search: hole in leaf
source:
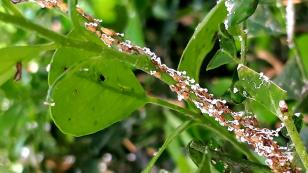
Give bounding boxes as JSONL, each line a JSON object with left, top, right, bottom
{"left": 98, "top": 74, "right": 105, "bottom": 81}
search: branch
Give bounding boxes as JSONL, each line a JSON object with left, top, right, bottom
{"left": 141, "top": 120, "right": 193, "bottom": 173}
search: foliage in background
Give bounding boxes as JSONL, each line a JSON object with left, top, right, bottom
{"left": 0, "top": 0, "right": 308, "bottom": 173}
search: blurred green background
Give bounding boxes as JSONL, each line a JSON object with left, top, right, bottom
{"left": 0, "top": 0, "right": 308, "bottom": 172}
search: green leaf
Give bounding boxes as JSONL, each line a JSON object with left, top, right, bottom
{"left": 206, "top": 50, "right": 238, "bottom": 71}
{"left": 219, "top": 24, "right": 237, "bottom": 56}
{"left": 237, "top": 65, "right": 287, "bottom": 117}
{"left": 226, "top": 0, "right": 259, "bottom": 34}
{"left": 246, "top": 99, "right": 277, "bottom": 125}
{"left": 48, "top": 46, "right": 97, "bottom": 85}
{"left": 296, "top": 34, "right": 308, "bottom": 77}
{"left": 49, "top": 58, "right": 146, "bottom": 136}
{"left": 0, "top": 45, "right": 48, "bottom": 85}
{"left": 207, "top": 77, "right": 232, "bottom": 97}
{"left": 48, "top": 31, "right": 147, "bottom": 136}
{"left": 178, "top": 1, "right": 227, "bottom": 81}
{"left": 247, "top": 4, "right": 285, "bottom": 36}
{"left": 124, "top": 0, "right": 145, "bottom": 46}
{"left": 274, "top": 57, "right": 306, "bottom": 100}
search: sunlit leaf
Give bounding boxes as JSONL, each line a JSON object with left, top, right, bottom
{"left": 50, "top": 58, "right": 146, "bottom": 136}
{"left": 48, "top": 31, "right": 147, "bottom": 136}
{"left": 237, "top": 65, "right": 287, "bottom": 117}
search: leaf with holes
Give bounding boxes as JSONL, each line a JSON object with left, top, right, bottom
{"left": 237, "top": 65, "right": 287, "bottom": 117}
{"left": 49, "top": 58, "right": 146, "bottom": 136}
{"left": 48, "top": 31, "right": 147, "bottom": 136}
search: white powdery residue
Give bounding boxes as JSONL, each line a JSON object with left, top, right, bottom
{"left": 191, "top": 84, "right": 199, "bottom": 90}
{"left": 279, "top": 100, "right": 287, "bottom": 110}
{"left": 116, "top": 33, "right": 124, "bottom": 37}
{"left": 227, "top": 126, "right": 234, "bottom": 131}
{"left": 177, "top": 94, "right": 184, "bottom": 101}
{"left": 243, "top": 91, "right": 247, "bottom": 97}
{"left": 43, "top": 101, "right": 55, "bottom": 107}
{"left": 259, "top": 72, "right": 270, "bottom": 82}
{"left": 189, "top": 78, "right": 195, "bottom": 84}
{"left": 233, "top": 87, "right": 239, "bottom": 93}
{"left": 150, "top": 71, "right": 156, "bottom": 75}
{"left": 94, "top": 18, "right": 103, "bottom": 23}
{"left": 237, "top": 64, "right": 244, "bottom": 71}
{"left": 85, "top": 22, "right": 98, "bottom": 27}
{"left": 224, "top": 0, "right": 234, "bottom": 29}
{"left": 211, "top": 99, "right": 218, "bottom": 105}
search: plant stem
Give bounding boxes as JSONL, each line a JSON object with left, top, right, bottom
{"left": 141, "top": 120, "right": 193, "bottom": 173}
{"left": 147, "top": 96, "right": 200, "bottom": 120}
{"left": 240, "top": 23, "right": 247, "bottom": 65}
{"left": 189, "top": 141, "right": 272, "bottom": 172}
{"left": 2, "top": 0, "right": 23, "bottom": 17}
{"left": 147, "top": 96, "right": 260, "bottom": 163}
{"left": 283, "top": 113, "right": 308, "bottom": 170}
{"left": 0, "top": 12, "right": 102, "bottom": 52}
{"left": 197, "top": 121, "right": 259, "bottom": 163}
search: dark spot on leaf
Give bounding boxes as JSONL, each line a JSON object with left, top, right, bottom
{"left": 73, "top": 89, "right": 79, "bottom": 96}
{"left": 64, "top": 66, "right": 68, "bottom": 71}
{"left": 68, "top": 117, "right": 72, "bottom": 121}
{"left": 93, "top": 120, "right": 98, "bottom": 126}
{"left": 98, "top": 74, "right": 105, "bottom": 81}
{"left": 14, "top": 61, "right": 22, "bottom": 81}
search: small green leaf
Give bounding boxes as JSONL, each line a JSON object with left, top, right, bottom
{"left": 237, "top": 65, "right": 287, "bottom": 117}
{"left": 226, "top": 0, "right": 259, "bottom": 34}
{"left": 219, "top": 25, "right": 237, "bottom": 56}
{"left": 206, "top": 50, "right": 238, "bottom": 71}
{"left": 50, "top": 58, "right": 146, "bottom": 136}
{"left": 178, "top": 1, "right": 227, "bottom": 81}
